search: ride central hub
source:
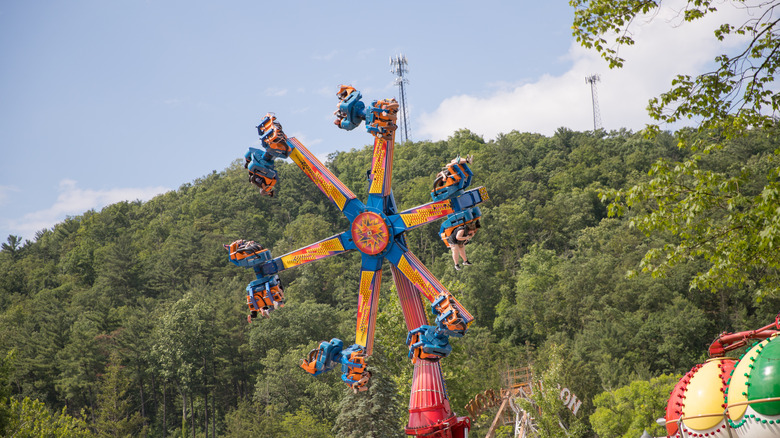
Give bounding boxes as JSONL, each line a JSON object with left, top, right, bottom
{"left": 350, "top": 210, "right": 391, "bottom": 255}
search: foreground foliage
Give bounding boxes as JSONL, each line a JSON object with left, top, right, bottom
{"left": 590, "top": 374, "right": 679, "bottom": 438}
{"left": 573, "top": 0, "right": 780, "bottom": 297}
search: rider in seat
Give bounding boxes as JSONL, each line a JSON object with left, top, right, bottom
{"left": 433, "top": 155, "right": 473, "bottom": 192}
{"left": 448, "top": 221, "right": 479, "bottom": 271}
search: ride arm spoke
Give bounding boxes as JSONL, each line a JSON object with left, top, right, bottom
{"left": 355, "top": 267, "right": 382, "bottom": 356}
{"left": 394, "top": 199, "right": 455, "bottom": 231}
{"left": 368, "top": 136, "right": 394, "bottom": 198}
{"left": 287, "top": 138, "right": 359, "bottom": 214}
{"left": 390, "top": 265, "right": 429, "bottom": 332}
{"left": 275, "top": 232, "right": 352, "bottom": 271}
{"left": 388, "top": 250, "right": 474, "bottom": 326}
{"left": 393, "top": 186, "right": 489, "bottom": 232}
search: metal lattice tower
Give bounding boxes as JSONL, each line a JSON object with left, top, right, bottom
{"left": 585, "top": 74, "right": 602, "bottom": 131}
{"left": 390, "top": 54, "right": 411, "bottom": 143}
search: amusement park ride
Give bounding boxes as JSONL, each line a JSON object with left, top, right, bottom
{"left": 225, "top": 85, "right": 487, "bottom": 437}
{"left": 661, "top": 313, "right": 780, "bottom": 438}
{"left": 222, "top": 83, "right": 780, "bottom": 438}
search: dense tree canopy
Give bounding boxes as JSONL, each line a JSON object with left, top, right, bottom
{"left": 0, "top": 5, "right": 776, "bottom": 436}
{"left": 1, "top": 124, "right": 777, "bottom": 437}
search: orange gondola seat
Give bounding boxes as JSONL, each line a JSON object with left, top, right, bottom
{"left": 439, "top": 207, "right": 482, "bottom": 248}
{"left": 246, "top": 274, "right": 285, "bottom": 321}
{"left": 224, "top": 239, "right": 272, "bottom": 268}
{"left": 431, "top": 156, "right": 474, "bottom": 201}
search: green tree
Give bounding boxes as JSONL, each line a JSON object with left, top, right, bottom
{"left": 0, "top": 350, "right": 14, "bottom": 436}
{"left": 496, "top": 245, "right": 565, "bottom": 345}
{"left": 223, "top": 398, "right": 282, "bottom": 438}
{"left": 282, "top": 407, "right": 335, "bottom": 438}
{"left": 4, "top": 291, "right": 72, "bottom": 408}
{"left": 113, "top": 303, "right": 156, "bottom": 432}
{"left": 7, "top": 397, "right": 94, "bottom": 438}
{"left": 332, "top": 349, "right": 404, "bottom": 438}
{"left": 1, "top": 235, "right": 24, "bottom": 260}
{"left": 151, "top": 288, "right": 220, "bottom": 438}
{"left": 224, "top": 400, "right": 336, "bottom": 438}
{"left": 517, "top": 344, "right": 590, "bottom": 438}
{"left": 590, "top": 374, "right": 679, "bottom": 438}
{"left": 248, "top": 302, "right": 348, "bottom": 355}
{"left": 253, "top": 346, "right": 343, "bottom": 426}
{"left": 445, "top": 326, "right": 515, "bottom": 417}
{"left": 93, "top": 352, "right": 144, "bottom": 438}
{"left": 572, "top": 0, "right": 780, "bottom": 297}
{"left": 605, "top": 128, "right": 780, "bottom": 296}
{"left": 56, "top": 312, "right": 106, "bottom": 416}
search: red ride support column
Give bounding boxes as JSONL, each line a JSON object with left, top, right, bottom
{"left": 391, "top": 266, "right": 471, "bottom": 437}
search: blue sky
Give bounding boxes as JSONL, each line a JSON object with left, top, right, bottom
{"left": 0, "top": 1, "right": 752, "bottom": 241}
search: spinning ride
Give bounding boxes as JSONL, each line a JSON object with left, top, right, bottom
{"left": 225, "top": 86, "right": 489, "bottom": 437}
{"left": 663, "top": 314, "right": 780, "bottom": 438}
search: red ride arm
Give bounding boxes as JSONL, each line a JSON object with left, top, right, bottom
{"left": 708, "top": 313, "right": 780, "bottom": 357}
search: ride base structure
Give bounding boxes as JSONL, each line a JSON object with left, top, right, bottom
{"left": 225, "top": 86, "right": 488, "bottom": 437}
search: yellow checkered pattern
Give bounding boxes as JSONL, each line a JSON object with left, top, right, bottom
{"left": 281, "top": 237, "right": 345, "bottom": 268}
{"left": 369, "top": 140, "right": 386, "bottom": 194}
{"left": 478, "top": 186, "right": 490, "bottom": 201}
{"left": 401, "top": 202, "right": 454, "bottom": 228}
{"left": 291, "top": 149, "right": 347, "bottom": 210}
{"left": 355, "top": 271, "right": 376, "bottom": 346}
{"left": 397, "top": 256, "right": 438, "bottom": 301}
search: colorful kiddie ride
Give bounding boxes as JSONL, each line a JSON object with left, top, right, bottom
{"left": 662, "top": 314, "right": 780, "bottom": 438}
{"left": 225, "top": 86, "right": 489, "bottom": 437}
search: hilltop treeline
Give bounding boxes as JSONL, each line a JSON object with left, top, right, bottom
{"left": 1, "top": 128, "right": 778, "bottom": 437}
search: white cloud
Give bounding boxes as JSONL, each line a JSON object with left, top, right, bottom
{"left": 357, "top": 48, "right": 375, "bottom": 59}
{"left": 4, "top": 179, "right": 169, "bottom": 240}
{"left": 0, "top": 185, "right": 19, "bottom": 206}
{"left": 312, "top": 50, "right": 338, "bottom": 61}
{"left": 290, "top": 106, "right": 311, "bottom": 115}
{"left": 316, "top": 86, "right": 335, "bottom": 97}
{"left": 418, "top": 1, "right": 753, "bottom": 140}
{"left": 264, "top": 87, "right": 288, "bottom": 97}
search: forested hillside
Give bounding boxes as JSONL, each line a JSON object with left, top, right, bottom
{"left": 1, "top": 127, "right": 778, "bottom": 437}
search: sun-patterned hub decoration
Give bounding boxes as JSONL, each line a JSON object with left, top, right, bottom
{"left": 351, "top": 211, "right": 390, "bottom": 255}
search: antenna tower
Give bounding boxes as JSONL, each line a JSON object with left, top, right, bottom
{"left": 585, "top": 74, "right": 603, "bottom": 131}
{"left": 390, "top": 54, "right": 411, "bottom": 143}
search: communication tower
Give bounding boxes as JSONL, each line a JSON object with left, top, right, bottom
{"left": 585, "top": 74, "right": 603, "bottom": 131}
{"left": 390, "top": 54, "right": 411, "bottom": 143}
